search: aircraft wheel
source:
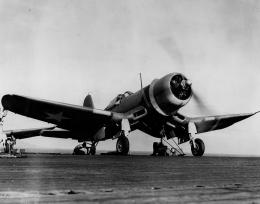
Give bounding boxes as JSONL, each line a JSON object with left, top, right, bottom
{"left": 116, "top": 136, "right": 129, "bottom": 155}
{"left": 90, "top": 146, "right": 96, "bottom": 155}
{"left": 191, "top": 138, "right": 205, "bottom": 157}
{"left": 152, "top": 142, "right": 159, "bottom": 156}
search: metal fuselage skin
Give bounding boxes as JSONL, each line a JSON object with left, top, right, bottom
{"left": 101, "top": 73, "right": 192, "bottom": 140}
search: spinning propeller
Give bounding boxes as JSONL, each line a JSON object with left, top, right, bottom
{"left": 192, "top": 89, "right": 213, "bottom": 115}
{"left": 160, "top": 37, "right": 212, "bottom": 115}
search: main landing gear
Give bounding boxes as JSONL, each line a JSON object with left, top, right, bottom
{"left": 115, "top": 119, "right": 131, "bottom": 155}
{"left": 190, "top": 138, "right": 205, "bottom": 157}
{"left": 188, "top": 122, "right": 205, "bottom": 156}
{"left": 116, "top": 133, "right": 129, "bottom": 155}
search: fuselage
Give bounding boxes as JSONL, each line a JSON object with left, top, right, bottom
{"left": 99, "top": 73, "right": 192, "bottom": 140}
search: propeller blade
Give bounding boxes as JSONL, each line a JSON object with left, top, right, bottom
{"left": 192, "top": 90, "right": 213, "bottom": 115}
{"left": 159, "top": 37, "right": 184, "bottom": 69}
{"left": 160, "top": 37, "right": 213, "bottom": 115}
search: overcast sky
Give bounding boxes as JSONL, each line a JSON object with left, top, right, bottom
{"left": 0, "top": 0, "right": 260, "bottom": 155}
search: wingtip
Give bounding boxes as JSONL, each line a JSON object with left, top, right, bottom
{"left": 1, "top": 94, "right": 12, "bottom": 110}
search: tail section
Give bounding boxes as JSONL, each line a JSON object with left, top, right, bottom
{"left": 83, "top": 94, "right": 94, "bottom": 108}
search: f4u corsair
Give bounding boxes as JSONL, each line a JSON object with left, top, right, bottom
{"left": 1, "top": 73, "right": 259, "bottom": 156}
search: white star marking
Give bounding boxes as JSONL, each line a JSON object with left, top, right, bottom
{"left": 45, "top": 112, "right": 70, "bottom": 122}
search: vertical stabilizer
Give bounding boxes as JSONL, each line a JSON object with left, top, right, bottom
{"left": 83, "top": 94, "right": 94, "bottom": 108}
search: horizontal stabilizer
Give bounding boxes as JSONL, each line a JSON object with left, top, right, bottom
{"left": 40, "top": 129, "right": 76, "bottom": 139}
{"left": 4, "top": 126, "right": 55, "bottom": 139}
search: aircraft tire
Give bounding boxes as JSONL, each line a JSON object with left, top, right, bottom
{"left": 191, "top": 138, "right": 205, "bottom": 157}
{"left": 90, "top": 146, "right": 96, "bottom": 155}
{"left": 152, "top": 142, "right": 159, "bottom": 156}
{"left": 116, "top": 136, "right": 129, "bottom": 155}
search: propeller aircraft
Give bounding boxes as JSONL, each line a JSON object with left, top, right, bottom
{"left": 0, "top": 73, "right": 258, "bottom": 156}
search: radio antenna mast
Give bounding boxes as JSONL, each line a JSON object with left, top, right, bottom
{"left": 139, "top": 73, "right": 151, "bottom": 107}
{"left": 139, "top": 73, "right": 143, "bottom": 90}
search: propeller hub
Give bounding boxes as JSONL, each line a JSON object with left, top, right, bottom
{"left": 186, "top": 79, "right": 192, "bottom": 86}
{"left": 170, "top": 74, "right": 192, "bottom": 100}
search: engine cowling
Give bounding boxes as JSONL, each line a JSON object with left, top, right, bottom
{"left": 149, "top": 73, "right": 192, "bottom": 116}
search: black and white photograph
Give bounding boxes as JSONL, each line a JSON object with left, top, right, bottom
{"left": 0, "top": 0, "right": 260, "bottom": 203}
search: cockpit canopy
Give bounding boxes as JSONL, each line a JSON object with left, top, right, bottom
{"left": 105, "top": 91, "right": 133, "bottom": 110}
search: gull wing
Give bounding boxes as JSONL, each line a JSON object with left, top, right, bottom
{"left": 1, "top": 95, "right": 127, "bottom": 137}
{"left": 188, "top": 112, "right": 259, "bottom": 134}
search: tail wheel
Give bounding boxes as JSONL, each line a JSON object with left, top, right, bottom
{"left": 116, "top": 136, "right": 129, "bottom": 155}
{"left": 191, "top": 138, "right": 205, "bottom": 157}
